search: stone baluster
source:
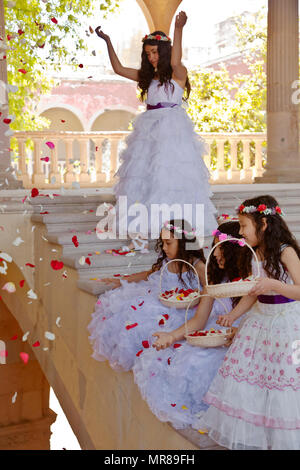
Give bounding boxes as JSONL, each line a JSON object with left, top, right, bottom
{"left": 254, "top": 139, "right": 264, "bottom": 178}
{"left": 216, "top": 139, "right": 227, "bottom": 183}
{"left": 94, "top": 138, "right": 106, "bottom": 183}
{"left": 228, "top": 139, "right": 240, "bottom": 183}
{"left": 79, "top": 137, "right": 90, "bottom": 183}
{"left": 109, "top": 136, "right": 120, "bottom": 183}
{"left": 32, "top": 138, "right": 45, "bottom": 186}
{"left": 64, "top": 138, "right": 76, "bottom": 183}
{"left": 241, "top": 139, "right": 252, "bottom": 182}
{"left": 48, "top": 139, "right": 61, "bottom": 186}
{"left": 15, "top": 136, "right": 31, "bottom": 187}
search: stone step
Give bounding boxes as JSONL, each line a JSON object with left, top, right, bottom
{"left": 62, "top": 251, "right": 157, "bottom": 272}
{"left": 29, "top": 193, "right": 116, "bottom": 214}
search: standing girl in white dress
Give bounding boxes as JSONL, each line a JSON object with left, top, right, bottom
{"left": 198, "top": 195, "right": 300, "bottom": 450}
{"left": 95, "top": 11, "right": 216, "bottom": 250}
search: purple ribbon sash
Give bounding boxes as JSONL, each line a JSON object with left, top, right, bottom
{"left": 258, "top": 294, "right": 295, "bottom": 304}
{"left": 147, "top": 102, "right": 178, "bottom": 110}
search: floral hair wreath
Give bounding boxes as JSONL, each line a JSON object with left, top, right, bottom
{"left": 237, "top": 204, "right": 284, "bottom": 216}
{"left": 142, "top": 34, "right": 171, "bottom": 43}
{"left": 212, "top": 229, "right": 246, "bottom": 246}
{"left": 163, "top": 221, "right": 198, "bottom": 238}
{"left": 217, "top": 213, "right": 239, "bottom": 224}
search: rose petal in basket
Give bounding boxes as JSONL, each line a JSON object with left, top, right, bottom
{"left": 159, "top": 293, "right": 201, "bottom": 309}
{"left": 185, "top": 328, "right": 232, "bottom": 348}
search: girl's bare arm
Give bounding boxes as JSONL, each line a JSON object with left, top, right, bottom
{"left": 96, "top": 27, "right": 139, "bottom": 81}
{"left": 171, "top": 12, "right": 188, "bottom": 83}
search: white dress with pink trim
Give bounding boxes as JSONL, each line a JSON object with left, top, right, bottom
{"left": 197, "top": 251, "right": 300, "bottom": 449}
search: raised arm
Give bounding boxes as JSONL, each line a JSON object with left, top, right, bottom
{"left": 95, "top": 27, "right": 139, "bottom": 82}
{"left": 171, "top": 11, "right": 188, "bottom": 83}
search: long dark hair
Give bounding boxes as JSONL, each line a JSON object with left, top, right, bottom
{"left": 149, "top": 219, "right": 205, "bottom": 287}
{"left": 238, "top": 195, "right": 300, "bottom": 280}
{"left": 207, "top": 221, "right": 250, "bottom": 307}
{"left": 138, "top": 31, "right": 191, "bottom": 102}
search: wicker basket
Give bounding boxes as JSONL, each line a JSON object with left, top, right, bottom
{"left": 158, "top": 258, "right": 201, "bottom": 309}
{"left": 205, "top": 237, "right": 260, "bottom": 298}
{"left": 184, "top": 296, "right": 232, "bottom": 347}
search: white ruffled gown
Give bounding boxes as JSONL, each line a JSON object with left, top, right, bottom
{"left": 132, "top": 293, "right": 244, "bottom": 430}
{"left": 113, "top": 79, "right": 217, "bottom": 239}
{"left": 197, "top": 254, "right": 300, "bottom": 450}
{"left": 87, "top": 259, "right": 203, "bottom": 371}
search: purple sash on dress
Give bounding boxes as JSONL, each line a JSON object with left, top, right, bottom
{"left": 258, "top": 294, "right": 295, "bottom": 304}
{"left": 147, "top": 102, "right": 178, "bottom": 110}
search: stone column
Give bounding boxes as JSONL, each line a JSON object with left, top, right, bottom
{"left": 257, "top": 0, "right": 300, "bottom": 182}
{"left": 136, "top": 0, "right": 182, "bottom": 34}
{"left": 0, "top": 0, "right": 22, "bottom": 189}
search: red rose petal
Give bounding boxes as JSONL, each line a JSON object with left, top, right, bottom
{"left": 138, "top": 301, "right": 144, "bottom": 307}
{"left": 167, "top": 357, "right": 171, "bottom": 365}
{"left": 131, "top": 305, "right": 137, "bottom": 311}
{"left": 142, "top": 340, "right": 149, "bottom": 348}
{"left": 162, "top": 314, "right": 169, "bottom": 320}
{"left": 3, "top": 118, "right": 11, "bottom": 124}
{"left": 20, "top": 352, "right": 29, "bottom": 364}
{"left": 51, "top": 17, "right": 58, "bottom": 24}
{"left": 31, "top": 187, "right": 39, "bottom": 198}
{"left": 32, "top": 341, "right": 40, "bottom": 347}
{"left": 18, "top": 69, "right": 27, "bottom": 74}
{"left": 51, "top": 260, "right": 64, "bottom": 270}
{"left": 19, "top": 280, "right": 25, "bottom": 287}
{"left": 136, "top": 350, "right": 143, "bottom": 357}
{"left": 72, "top": 236, "right": 79, "bottom": 247}
{"left": 25, "top": 263, "right": 35, "bottom": 268}
{"left": 85, "top": 257, "right": 91, "bottom": 265}
{"left": 171, "top": 403, "right": 176, "bottom": 407}
{"left": 10, "top": 335, "right": 18, "bottom": 340}
{"left": 158, "top": 319, "right": 165, "bottom": 326}
{"left": 173, "top": 343, "right": 182, "bottom": 349}
{"left": 125, "top": 322, "right": 138, "bottom": 330}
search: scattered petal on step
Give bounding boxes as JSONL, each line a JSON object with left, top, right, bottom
{"left": 22, "top": 331, "right": 30, "bottom": 342}
{"left": 55, "top": 316, "right": 61, "bottom": 327}
{"left": 2, "top": 282, "right": 16, "bottom": 293}
{"left": 12, "top": 236, "right": 24, "bottom": 246}
{"left": 27, "top": 289, "right": 37, "bottom": 299}
{"left": 12, "top": 392, "right": 17, "bottom": 403}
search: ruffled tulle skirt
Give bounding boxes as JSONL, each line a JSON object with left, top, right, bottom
{"left": 197, "top": 300, "right": 300, "bottom": 449}
{"left": 87, "top": 269, "right": 200, "bottom": 371}
{"left": 133, "top": 297, "right": 234, "bottom": 429}
{"left": 113, "top": 106, "right": 217, "bottom": 238}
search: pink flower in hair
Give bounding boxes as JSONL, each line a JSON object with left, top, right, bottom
{"left": 219, "top": 233, "right": 228, "bottom": 241}
{"left": 212, "top": 229, "right": 219, "bottom": 236}
{"left": 238, "top": 239, "right": 246, "bottom": 246}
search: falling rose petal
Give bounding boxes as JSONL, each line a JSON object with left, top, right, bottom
{"left": 138, "top": 301, "right": 144, "bottom": 307}
{"left": 2, "top": 282, "right": 16, "bottom": 293}
{"left": 40, "top": 156, "right": 50, "bottom": 162}
{"left": 10, "top": 335, "right": 18, "bottom": 340}
{"left": 171, "top": 404, "right": 176, "bottom": 407}
{"left": 19, "top": 279, "right": 25, "bottom": 287}
{"left": 22, "top": 196, "right": 27, "bottom": 203}
{"left": 31, "top": 187, "right": 39, "bottom": 198}
{"left": 20, "top": 352, "right": 29, "bottom": 364}
{"left": 12, "top": 236, "right": 24, "bottom": 246}
{"left": 125, "top": 322, "right": 138, "bottom": 330}
{"left": 27, "top": 289, "right": 37, "bottom": 299}
{"left": 22, "top": 331, "right": 30, "bottom": 342}
{"left": 50, "top": 260, "right": 64, "bottom": 271}
{"left": 18, "top": 29, "right": 24, "bottom": 35}
{"left": 51, "top": 17, "right": 58, "bottom": 24}
{"left": 12, "top": 392, "right": 17, "bottom": 403}
{"left": 45, "top": 141, "right": 55, "bottom": 149}
{"left": 25, "top": 263, "right": 35, "bottom": 268}
{"left": 45, "top": 331, "right": 55, "bottom": 341}
{"left": 3, "top": 118, "right": 11, "bottom": 124}
{"left": 32, "top": 341, "right": 40, "bottom": 347}
{"left": 18, "top": 69, "right": 27, "bottom": 74}
{"left": 78, "top": 64, "right": 83, "bottom": 68}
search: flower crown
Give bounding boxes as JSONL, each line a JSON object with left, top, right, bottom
{"left": 212, "top": 230, "right": 245, "bottom": 246}
{"left": 217, "top": 213, "right": 239, "bottom": 224}
{"left": 163, "top": 221, "right": 197, "bottom": 238}
{"left": 237, "top": 204, "right": 283, "bottom": 216}
{"left": 142, "top": 34, "right": 171, "bottom": 43}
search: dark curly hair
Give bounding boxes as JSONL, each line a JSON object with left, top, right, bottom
{"left": 207, "top": 221, "right": 251, "bottom": 307}
{"left": 237, "top": 195, "right": 300, "bottom": 281}
{"left": 149, "top": 219, "right": 205, "bottom": 287}
{"left": 138, "top": 31, "right": 191, "bottom": 102}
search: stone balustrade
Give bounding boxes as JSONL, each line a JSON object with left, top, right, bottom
{"left": 12, "top": 130, "right": 266, "bottom": 188}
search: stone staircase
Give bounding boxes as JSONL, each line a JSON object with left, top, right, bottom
{"left": 29, "top": 183, "right": 300, "bottom": 298}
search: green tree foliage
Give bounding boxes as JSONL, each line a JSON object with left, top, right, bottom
{"left": 3, "top": 0, "right": 120, "bottom": 131}
{"left": 187, "top": 7, "right": 267, "bottom": 134}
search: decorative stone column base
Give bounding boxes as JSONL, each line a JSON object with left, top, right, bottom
{"left": 255, "top": 167, "right": 300, "bottom": 183}
{"left": 0, "top": 409, "right": 57, "bottom": 450}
